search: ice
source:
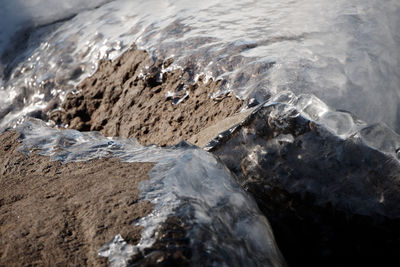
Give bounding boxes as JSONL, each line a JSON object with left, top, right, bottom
{"left": 98, "top": 235, "right": 138, "bottom": 267}
{"left": 0, "top": 0, "right": 399, "bottom": 134}
{"left": 0, "top": 0, "right": 112, "bottom": 54}
{"left": 360, "top": 123, "right": 400, "bottom": 156}
{"left": 15, "top": 119, "right": 283, "bottom": 266}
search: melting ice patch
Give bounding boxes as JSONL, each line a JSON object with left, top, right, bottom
{"left": 15, "top": 119, "right": 284, "bottom": 266}
{"left": 98, "top": 235, "right": 137, "bottom": 267}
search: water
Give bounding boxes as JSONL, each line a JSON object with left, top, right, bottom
{"left": 0, "top": 0, "right": 399, "bottom": 134}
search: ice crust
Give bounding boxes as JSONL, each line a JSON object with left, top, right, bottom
{"left": 0, "top": 0, "right": 399, "bottom": 135}
{"left": 15, "top": 119, "right": 284, "bottom": 267}
{"left": 206, "top": 93, "right": 400, "bottom": 219}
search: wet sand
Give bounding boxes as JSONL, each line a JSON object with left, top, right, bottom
{"left": 50, "top": 45, "right": 244, "bottom": 147}
{"left": 0, "top": 130, "right": 154, "bottom": 266}
{"left": 0, "top": 45, "right": 251, "bottom": 266}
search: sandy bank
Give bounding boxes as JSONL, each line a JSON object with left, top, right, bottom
{"left": 50, "top": 45, "right": 244, "bottom": 147}
{"left": 0, "top": 130, "right": 154, "bottom": 266}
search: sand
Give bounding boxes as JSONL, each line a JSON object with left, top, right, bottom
{"left": 50, "top": 45, "right": 244, "bottom": 147}
{"left": 0, "top": 45, "right": 252, "bottom": 266}
{"left": 0, "top": 130, "right": 154, "bottom": 266}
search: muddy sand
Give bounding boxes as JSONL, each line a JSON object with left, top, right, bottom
{"left": 50, "top": 45, "right": 245, "bottom": 147}
{"left": 0, "top": 130, "right": 154, "bottom": 266}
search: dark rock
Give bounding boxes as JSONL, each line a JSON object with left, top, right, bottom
{"left": 208, "top": 98, "right": 400, "bottom": 267}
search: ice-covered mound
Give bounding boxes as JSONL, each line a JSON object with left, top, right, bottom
{"left": 11, "top": 119, "right": 284, "bottom": 266}
{"left": 209, "top": 92, "right": 400, "bottom": 216}
{"left": 205, "top": 93, "right": 400, "bottom": 266}
{"left": 1, "top": 0, "right": 399, "bottom": 133}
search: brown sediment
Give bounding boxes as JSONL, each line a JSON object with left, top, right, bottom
{"left": 0, "top": 130, "right": 154, "bottom": 266}
{"left": 50, "top": 45, "right": 244, "bottom": 147}
{"left": 188, "top": 108, "right": 253, "bottom": 147}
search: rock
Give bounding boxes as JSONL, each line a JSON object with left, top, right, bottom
{"left": 207, "top": 93, "right": 400, "bottom": 266}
